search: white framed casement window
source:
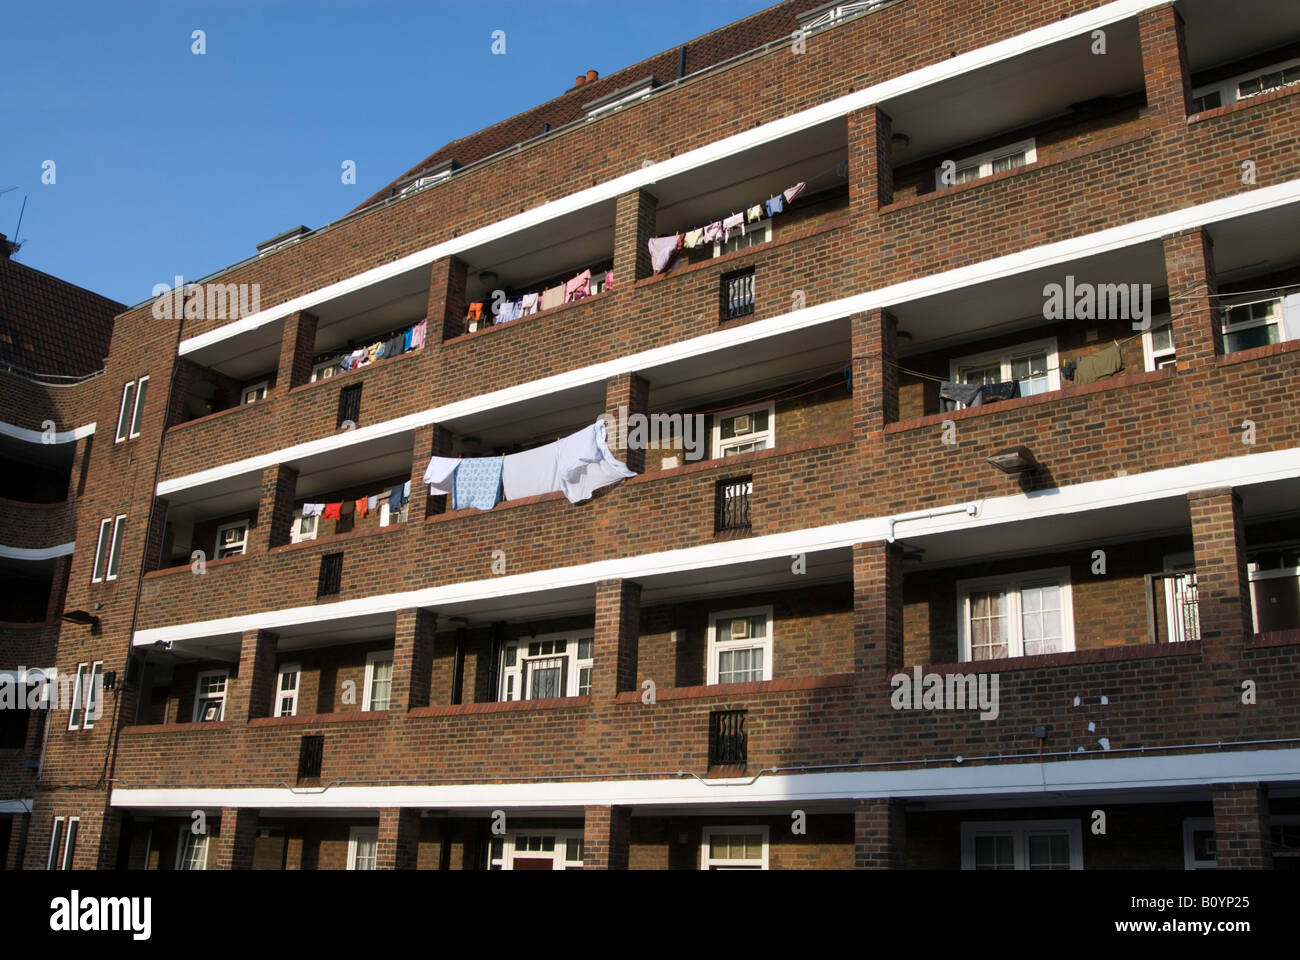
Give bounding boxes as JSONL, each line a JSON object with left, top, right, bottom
{"left": 130, "top": 376, "right": 149, "bottom": 438}
{"left": 310, "top": 359, "right": 338, "bottom": 383}
{"left": 274, "top": 663, "right": 301, "bottom": 717}
{"left": 363, "top": 651, "right": 393, "bottom": 711}
{"left": 701, "top": 826, "right": 770, "bottom": 869}
{"left": 176, "top": 830, "right": 209, "bottom": 870}
{"left": 496, "top": 632, "right": 594, "bottom": 702}
{"left": 1220, "top": 296, "right": 1286, "bottom": 354}
{"left": 68, "top": 661, "right": 103, "bottom": 731}
{"left": 1191, "top": 56, "right": 1300, "bottom": 113}
{"left": 92, "top": 518, "right": 113, "bottom": 582}
{"left": 67, "top": 662, "right": 88, "bottom": 731}
{"left": 707, "top": 606, "right": 774, "bottom": 685}
{"left": 1141, "top": 315, "right": 1177, "bottom": 371}
{"left": 60, "top": 817, "right": 79, "bottom": 870}
{"left": 92, "top": 514, "right": 128, "bottom": 582}
{"left": 956, "top": 568, "right": 1075, "bottom": 661}
{"left": 214, "top": 520, "right": 250, "bottom": 559}
{"left": 488, "top": 829, "right": 585, "bottom": 870}
{"left": 193, "top": 669, "right": 228, "bottom": 722}
{"left": 347, "top": 825, "right": 379, "bottom": 870}
{"left": 290, "top": 513, "right": 318, "bottom": 544}
{"left": 240, "top": 381, "right": 269, "bottom": 405}
{"left": 961, "top": 820, "right": 1083, "bottom": 870}
{"left": 713, "top": 219, "right": 773, "bottom": 258}
{"left": 47, "top": 817, "right": 66, "bottom": 870}
{"left": 1182, "top": 817, "right": 1217, "bottom": 869}
{"left": 935, "top": 138, "right": 1037, "bottom": 190}
{"left": 712, "top": 403, "right": 775, "bottom": 458}
{"left": 379, "top": 496, "right": 409, "bottom": 527}
{"left": 115, "top": 377, "right": 148, "bottom": 442}
{"left": 950, "top": 337, "right": 1059, "bottom": 401}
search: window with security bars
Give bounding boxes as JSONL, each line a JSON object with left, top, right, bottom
{"left": 720, "top": 268, "right": 755, "bottom": 320}
{"left": 714, "top": 476, "right": 752, "bottom": 533}
{"left": 337, "top": 383, "right": 362, "bottom": 427}
{"left": 298, "top": 735, "right": 324, "bottom": 780}
{"left": 317, "top": 553, "right": 343, "bottom": 597}
{"left": 708, "top": 709, "right": 747, "bottom": 765}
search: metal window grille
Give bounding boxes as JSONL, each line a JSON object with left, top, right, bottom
{"left": 715, "top": 477, "right": 752, "bottom": 533}
{"left": 720, "top": 268, "right": 755, "bottom": 320}
{"left": 337, "top": 383, "right": 362, "bottom": 427}
{"left": 298, "top": 735, "right": 324, "bottom": 780}
{"left": 317, "top": 553, "right": 344, "bottom": 597}
{"left": 709, "top": 709, "right": 747, "bottom": 765}
{"left": 1144, "top": 571, "right": 1200, "bottom": 643}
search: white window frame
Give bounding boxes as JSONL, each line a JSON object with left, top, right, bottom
{"left": 347, "top": 825, "right": 379, "bottom": 870}
{"left": 115, "top": 380, "right": 136, "bottom": 442}
{"left": 949, "top": 336, "right": 1060, "bottom": 401}
{"left": 67, "top": 662, "right": 88, "bottom": 731}
{"left": 496, "top": 631, "right": 593, "bottom": 702}
{"left": 363, "top": 651, "right": 394, "bottom": 712}
{"left": 240, "top": 381, "right": 269, "bottom": 405}
{"left": 701, "top": 826, "right": 770, "bottom": 870}
{"left": 488, "top": 828, "right": 585, "bottom": 870}
{"left": 961, "top": 819, "right": 1083, "bottom": 870}
{"left": 310, "top": 359, "right": 338, "bottom": 383}
{"left": 92, "top": 518, "right": 113, "bottom": 582}
{"left": 706, "top": 605, "right": 774, "bottom": 686}
{"left": 192, "top": 669, "right": 228, "bottom": 722}
{"left": 274, "top": 662, "right": 301, "bottom": 717}
{"left": 94, "top": 514, "right": 127, "bottom": 582}
{"left": 713, "top": 218, "right": 773, "bottom": 258}
{"left": 956, "top": 568, "right": 1076, "bottom": 662}
{"left": 1220, "top": 296, "right": 1285, "bottom": 354}
{"left": 176, "top": 830, "right": 209, "bottom": 870}
{"left": 128, "top": 376, "right": 148, "bottom": 439}
{"left": 214, "top": 519, "right": 250, "bottom": 559}
{"left": 68, "top": 661, "right": 103, "bottom": 731}
{"left": 935, "top": 138, "right": 1037, "bottom": 190}
{"left": 47, "top": 817, "right": 66, "bottom": 870}
{"left": 1191, "top": 56, "right": 1300, "bottom": 113}
{"left": 711, "top": 402, "right": 776, "bottom": 459}
{"left": 1182, "top": 817, "right": 1217, "bottom": 869}
{"left": 290, "top": 513, "right": 318, "bottom": 544}
{"left": 61, "top": 817, "right": 80, "bottom": 870}
{"left": 1141, "top": 314, "right": 1177, "bottom": 371}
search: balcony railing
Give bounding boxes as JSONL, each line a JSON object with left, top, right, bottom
{"left": 709, "top": 709, "right": 748, "bottom": 765}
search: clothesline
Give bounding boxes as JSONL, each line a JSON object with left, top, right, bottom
{"left": 423, "top": 418, "right": 635, "bottom": 510}
{"left": 466, "top": 264, "right": 613, "bottom": 329}
{"left": 649, "top": 179, "right": 810, "bottom": 273}
{"left": 313, "top": 317, "right": 429, "bottom": 375}
{"left": 300, "top": 480, "right": 411, "bottom": 522}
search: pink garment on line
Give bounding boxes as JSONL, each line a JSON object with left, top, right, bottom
{"left": 409, "top": 318, "right": 428, "bottom": 349}
{"left": 702, "top": 221, "right": 723, "bottom": 243}
{"left": 647, "top": 235, "right": 681, "bottom": 273}
{"left": 722, "top": 212, "right": 745, "bottom": 243}
{"left": 783, "top": 181, "right": 806, "bottom": 204}
{"left": 565, "top": 269, "right": 592, "bottom": 303}
{"left": 520, "top": 292, "right": 540, "bottom": 315}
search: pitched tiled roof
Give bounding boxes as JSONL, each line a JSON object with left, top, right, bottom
{"left": 353, "top": 0, "right": 804, "bottom": 213}
{"left": 0, "top": 253, "right": 123, "bottom": 379}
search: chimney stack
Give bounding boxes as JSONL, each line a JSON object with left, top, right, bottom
{"left": 574, "top": 74, "right": 586, "bottom": 88}
{"left": 0, "top": 233, "right": 10, "bottom": 259}
{"left": 586, "top": 69, "right": 598, "bottom": 83}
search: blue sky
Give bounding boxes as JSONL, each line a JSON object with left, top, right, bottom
{"left": 2, "top": 0, "right": 774, "bottom": 307}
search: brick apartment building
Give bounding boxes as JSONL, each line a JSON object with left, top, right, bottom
{"left": 4, "top": 0, "right": 1300, "bottom": 871}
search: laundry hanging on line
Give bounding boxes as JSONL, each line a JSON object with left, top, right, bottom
{"left": 648, "top": 181, "right": 809, "bottom": 275}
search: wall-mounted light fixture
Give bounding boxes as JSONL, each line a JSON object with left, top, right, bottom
{"left": 59, "top": 610, "right": 101, "bottom": 635}
{"left": 986, "top": 446, "right": 1037, "bottom": 474}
